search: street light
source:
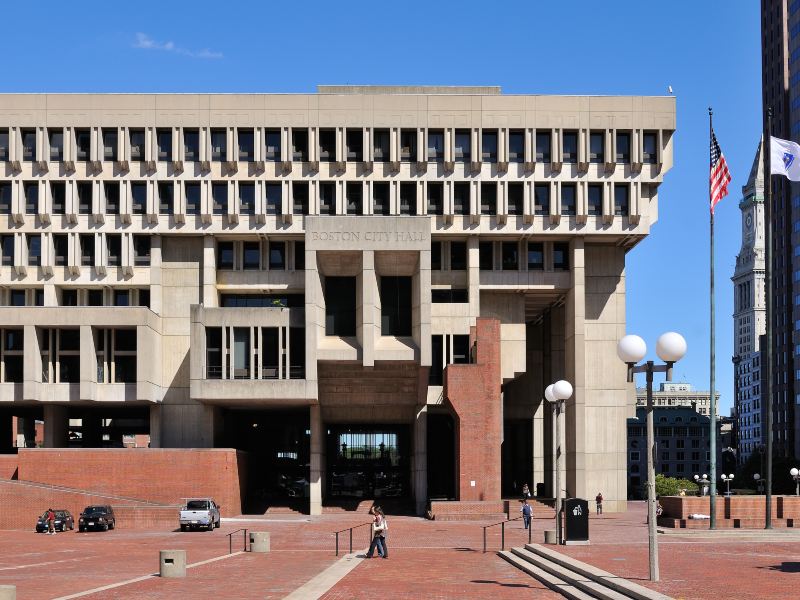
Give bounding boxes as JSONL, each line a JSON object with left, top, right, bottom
{"left": 544, "top": 379, "right": 573, "bottom": 545}
{"left": 754, "top": 473, "right": 764, "bottom": 494}
{"left": 694, "top": 474, "right": 710, "bottom": 496}
{"left": 720, "top": 473, "right": 734, "bottom": 496}
{"left": 791, "top": 468, "right": 800, "bottom": 496}
{"left": 617, "top": 331, "right": 687, "bottom": 583}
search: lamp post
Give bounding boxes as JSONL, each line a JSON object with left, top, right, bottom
{"left": 791, "top": 468, "right": 800, "bottom": 496}
{"left": 720, "top": 473, "right": 734, "bottom": 496}
{"left": 694, "top": 474, "right": 710, "bottom": 496}
{"left": 544, "top": 379, "right": 573, "bottom": 545}
{"left": 617, "top": 332, "right": 687, "bottom": 583}
{"left": 754, "top": 473, "right": 764, "bottom": 494}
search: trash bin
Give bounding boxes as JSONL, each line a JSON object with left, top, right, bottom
{"left": 159, "top": 550, "right": 186, "bottom": 578}
{"left": 563, "top": 498, "right": 589, "bottom": 545}
{"left": 536, "top": 482, "right": 545, "bottom": 498}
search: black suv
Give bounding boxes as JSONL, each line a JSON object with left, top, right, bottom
{"left": 78, "top": 505, "right": 116, "bottom": 532}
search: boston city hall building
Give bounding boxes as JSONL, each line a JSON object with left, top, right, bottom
{"left": 0, "top": 87, "right": 674, "bottom": 516}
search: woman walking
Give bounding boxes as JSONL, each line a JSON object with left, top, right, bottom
{"left": 365, "top": 505, "right": 386, "bottom": 558}
{"left": 375, "top": 506, "right": 388, "bottom": 559}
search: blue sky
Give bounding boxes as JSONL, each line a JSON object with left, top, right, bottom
{"left": 1, "top": 1, "right": 761, "bottom": 415}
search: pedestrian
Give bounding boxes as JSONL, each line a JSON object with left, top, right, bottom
{"left": 522, "top": 483, "right": 531, "bottom": 499}
{"left": 365, "top": 505, "right": 385, "bottom": 558}
{"left": 520, "top": 498, "right": 532, "bottom": 530}
{"left": 46, "top": 508, "right": 56, "bottom": 535}
{"left": 595, "top": 492, "right": 603, "bottom": 515}
{"left": 375, "top": 506, "right": 388, "bottom": 559}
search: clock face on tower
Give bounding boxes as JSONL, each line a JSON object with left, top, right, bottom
{"left": 746, "top": 213, "right": 753, "bottom": 230}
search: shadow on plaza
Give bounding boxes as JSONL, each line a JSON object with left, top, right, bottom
{"left": 762, "top": 562, "right": 800, "bottom": 573}
{"left": 471, "top": 579, "right": 534, "bottom": 588}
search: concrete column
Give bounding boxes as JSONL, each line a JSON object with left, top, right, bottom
{"left": 413, "top": 404, "right": 428, "bottom": 515}
{"left": 149, "top": 404, "right": 161, "bottom": 448}
{"left": 22, "top": 325, "right": 41, "bottom": 402}
{"left": 309, "top": 404, "right": 323, "bottom": 515}
{"left": 533, "top": 399, "right": 544, "bottom": 495}
{"left": 417, "top": 249, "right": 431, "bottom": 367}
{"left": 17, "top": 416, "right": 36, "bottom": 448}
{"left": 360, "top": 250, "right": 376, "bottom": 366}
{"left": 304, "top": 249, "right": 321, "bottom": 382}
{"left": 150, "top": 235, "right": 163, "bottom": 314}
{"left": 43, "top": 405, "right": 68, "bottom": 448}
{"left": 202, "top": 235, "right": 217, "bottom": 306}
{"left": 564, "top": 239, "right": 586, "bottom": 501}
{"left": 79, "top": 325, "right": 96, "bottom": 400}
{"left": 467, "top": 236, "right": 480, "bottom": 321}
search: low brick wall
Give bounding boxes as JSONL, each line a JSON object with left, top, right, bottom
{"left": 430, "top": 500, "right": 507, "bottom": 520}
{"left": 0, "top": 454, "right": 18, "bottom": 480}
{"left": 660, "top": 495, "right": 799, "bottom": 527}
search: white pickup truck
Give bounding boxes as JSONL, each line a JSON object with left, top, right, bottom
{"left": 179, "top": 498, "right": 221, "bottom": 531}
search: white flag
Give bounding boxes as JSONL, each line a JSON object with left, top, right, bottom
{"left": 770, "top": 136, "right": 800, "bottom": 181}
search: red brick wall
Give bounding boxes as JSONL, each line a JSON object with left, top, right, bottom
{"left": 661, "top": 495, "right": 797, "bottom": 520}
{"left": 0, "top": 455, "right": 18, "bottom": 480}
{"left": 16, "top": 448, "right": 244, "bottom": 515}
{"left": 444, "top": 318, "right": 502, "bottom": 502}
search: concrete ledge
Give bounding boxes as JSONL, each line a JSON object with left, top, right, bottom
{"left": 499, "top": 551, "right": 594, "bottom": 600}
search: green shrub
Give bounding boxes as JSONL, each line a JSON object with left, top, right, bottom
{"left": 655, "top": 474, "right": 699, "bottom": 497}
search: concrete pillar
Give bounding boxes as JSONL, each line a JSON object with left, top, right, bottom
{"left": 202, "top": 235, "right": 217, "bottom": 306}
{"left": 309, "top": 404, "right": 323, "bottom": 516}
{"left": 43, "top": 405, "right": 68, "bottom": 448}
{"left": 533, "top": 400, "right": 544, "bottom": 495}
{"left": 413, "top": 404, "right": 428, "bottom": 515}
{"left": 159, "top": 550, "right": 186, "bottom": 578}
{"left": 565, "top": 239, "right": 586, "bottom": 501}
{"left": 360, "top": 250, "right": 376, "bottom": 366}
{"left": 150, "top": 235, "right": 162, "bottom": 314}
{"left": 249, "top": 531, "right": 271, "bottom": 553}
{"left": 149, "top": 404, "right": 161, "bottom": 448}
{"left": 17, "top": 416, "right": 36, "bottom": 448}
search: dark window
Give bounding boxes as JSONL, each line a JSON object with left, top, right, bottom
{"left": 319, "top": 129, "right": 336, "bottom": 162}
{"left": 139, "top": 289, "right": 150, "bottom": 308}
{"left": 450, "top": 242, "right": 467, "bottom": 270}
{"left": 131, "top": 183, "right": 146, "bottom": 215}
{"left": 509, "top": 129, "right": 524, "bottom": 163}
{"left": 1, "top": 235, "right": 13, "bottom": 266}
{"left": 553, "top": 242, "right": 570, "bottom": 271}
{"left": 346, "top": 129, "right": 362, "bottom": 161}
{"left": 129, "top": 129, "right": 145, "bottom": 162}
{"left": 21, "top": 129, "right": 35, "bottom": 161}
{"left": 114, "top": 290, "right": 130, "bottom": 307}
{"left": 534, "top": 184, "right": 550, "bottom": 215}
{"left": 400, "top": 129, "right": 416, "bottom": 162}
{"left": 508, "top": 183, "right": 523, "bottom": 216}
{"left": 616, "top": 132, "right": 631, "bottom": 163}
{"left": 373, "top": 129, "right": 390, "bottom": 162}
{"left": 243, "top": 241, "right": 260, "bottom": 270}
{"left": 266, "top": 183, "right": 281, "bottom": 215}
{"left": 0, "top": 129, "right": 8, "bottom": 161}
{"left": 482, "top": 130, "right": 498, "bottom": 163}
{"left": 643, "top": 132, "right": 658, "bottom": 164}
{"left": 453, "top": 335, "right": 470, "bottom": 364}
{"left": 528, "top": 242, "right": 544, "bottom": 270}
{"left": 220, "top": 294, "right": 304, "bottom": 308}
{"left": 380, "top": 276, "right": 412, "bottom": 336}
{"left": 77, "top": 182, "right": 92, "bottom": 214}
{"left": 158, "top": 183, "right": 173, "bottom": 215}
{"left": 427, "top": 182, "right": 444, "bottom": 215}
{"left": 0, "top": 183, "right": 10, "bottom": 214}
{"left": 87, "top": 289, "right": 103, "bottom": 306}
{"left": 217, "top": 242, "right": 234, "bottom": 270}
{"left": 427, "top": 129, "right": 444, "bottom": 162}
{"left": 454, "top": 130, "right": 470, "bottom": 162}
{"left": 35, "top": 290, "right": 44, "bottom": 306}
{"left": 61, "top": 289, "right": 78, "bottom": 306}
{"left": 106, "top": 235, "right": 121, "bottom": 267}
{"left": 239, "top": 183, "right": 255, "bottom": 215}
{"left": 292, "top": 182, "right": 309, "bottom": 215}
{"left": 185, "top": 183, "right": 201, "bottom": 215}
{"left": 373, "top": 182, "right": 390, "bottom": 215}
{"left": 536, "top": 131, "right": 551, "bottom": 163}
{"left": 289, "top": 327, "right": 305, "bottom": 379}
{"left": 346, "top": 182, "right": 362, "bottom": 215}
{"left": 183, "top": 129, "right": 199, "bottom": 161}
{"left": 562, "top": 131, "right": 578, "bottom": 164}
{"left": 49, "top": 129, "right": 63, "bottom": 161}
{"left": 10, "top": 290, "right": 25, "bottom": 306}
{"left": 453, "top": 182, "right": 470, "bottom": 216}
{"left": 502, "top": 242, "right": 519, "bottom": 271}
{"left": 292, "top": 129, "right": 308, "bottom": 161}
{"left": 269, "top": 242, "right": 285, "bottom": 270}
{"left": 432, "top": 289, "right": 468, "bottom": 303}
{"left": 210, "top": 129, "right": 226, "bottom": 162}
{"left": 156, "top": 129, "right": 172, "bottom": 161}
{"left": 614, "top": 185, "right": 629, "bottom": 216}
{"left": 27, "top": 235, "right": 40, "bottom": 266}
{"left": 133, "top": 235, "right": 150, "bottom": 266}
{"left": 295, "top": 241, "right": 305, "bottom": 270}
{"left": 325, "top": 277, "right": 356, "bottom": 336}
{"left": 430, "top": 334, "right": 444, "bottom": 385}
{"left": 75, "top": 128, "right": 91, "bottom": 161}
{"left": 53, "top": 234, "right": 68, "bottom": 266}
{"left": 114, "top": 328, "right": 136, "bottom": 351}
{"left": 102, "top": 128, "right": 117, "bottom": 161}
{"left": 212, "top": 183, "right": 227, "bottom": 215}
{"left": 24, "top": 183, "right": 38, "bottom": 214}
{"left": 319, "top": 182, "right": 336, "bottom": 215}
{"left": 104, "top": 182, "right": 120, "bottom": 215}
{"left": 588, "top": 184, "right": 603, "bottom": 216}
{"left": 264, "top": 129, "right": 281, "bottom": 161}
{"left": 51, "top": 182, "right": 66, "bottom": 215}
{"left": 479, "top": 242, "right": 493, "bottom": 270}
{"left": 480, "top": 183, "right": 496, "bottom": 215}
{"left": 431, "top": 242, "right": 442, "bottom": 270}
{"left": 238, "top": 128, "right": 254, "bottom": 162}
{"left": 80, "top": 234, "right": 94, "bottom": 266}
{"left": 561, "top": 184, "right": 576, "bottom": 216}
{"left": 399, "top": 182, "right": 416, "bottom": 215}
{"left": 590, "top": 131, "right": 605, "bottom": 163}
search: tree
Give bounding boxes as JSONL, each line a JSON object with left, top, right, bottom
{"left": 655, "top": 474, "right": 699, "bottom": 497}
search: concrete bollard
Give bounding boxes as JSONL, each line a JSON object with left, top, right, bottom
{"left": 544, "top": 530, "right": 557, "bottom": 545}
{"left": 249, "top": 531, "right": 271, "bottom": 553}
{"left": 0, "top": 585, "right": 15, "bottom": 600}
{"left": 159, "top": 550, "right": 187, "bottom": 578}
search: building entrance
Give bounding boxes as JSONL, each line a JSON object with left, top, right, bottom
{"left": 326, "top": 425, "right": 410, "bottom": 499}
{"left": 502, "top": 419, "right": 533, "bottom": 497}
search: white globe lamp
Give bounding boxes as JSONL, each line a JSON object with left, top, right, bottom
{"left": 544, "top": 384, "right": 556, "bottom": 403}
{"left": 617, "top": 335, "right": 647, "bottom": 364}
{"left": 553, "top": 380, "right": 573, "bottom": 401}
{"left": 656, "top": 332, "right": 687, "bottom": 363}
{"left": 791, "top": 467, "right": 799, "bottom": 477}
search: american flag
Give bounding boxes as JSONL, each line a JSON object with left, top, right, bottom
{"left": 710, "top": 128, "right": 731, "bottom": 213}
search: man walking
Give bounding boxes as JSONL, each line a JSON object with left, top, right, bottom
{"left": 46, "top": 508, "right": 56, "bottom": 535}
{"left": 595, "top": 492, "right": 603, "bottom": 515}
{"left": 520, "top": 499, "right": 532, "bottom": 530}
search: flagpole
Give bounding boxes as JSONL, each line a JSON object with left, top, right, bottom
{"left": 708, "top": 107, "right": 717, "bottom": 530}
{"left": 764, "top": 108, "right": 773, "bottom": 529}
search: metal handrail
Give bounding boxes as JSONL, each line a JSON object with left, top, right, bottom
{"left": 333, "top": 522, "right": 372, "bottom": 556}
{"left": 226, "top": 528, "right": 248, "bottom": 554}
{"left": 482, "top": 516, "right": 532, "bottom": 553}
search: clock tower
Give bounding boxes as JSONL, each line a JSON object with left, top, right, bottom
{"left": 732, "top": 140, "right": 766, "bottom": 466}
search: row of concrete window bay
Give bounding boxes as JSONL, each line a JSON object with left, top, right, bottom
{"left": 0, "top": 126, "right": 661, "bottom": 166}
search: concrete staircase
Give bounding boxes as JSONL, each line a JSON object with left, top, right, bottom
{"left": 499, "top": 543, "right": 672, "bottom": 600}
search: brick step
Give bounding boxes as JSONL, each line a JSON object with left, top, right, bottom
{"left": 658, "top": 516, "right": 796, "bottom": 529}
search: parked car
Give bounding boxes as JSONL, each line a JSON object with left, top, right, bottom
{"left": 78, "top": 505, "right": 116, "bottom": 532}
{"left": 35, "top": 509, "right": 74, "bottom": 532}
{"left": 179, "top": 498, "right": 221, "bottom": 531}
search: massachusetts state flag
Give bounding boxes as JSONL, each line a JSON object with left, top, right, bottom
{"left": 710, "top": 128, "right": 731, "bottom": 214}
{"left": 770, "top": 135, "right": 800, "bottom": 181}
